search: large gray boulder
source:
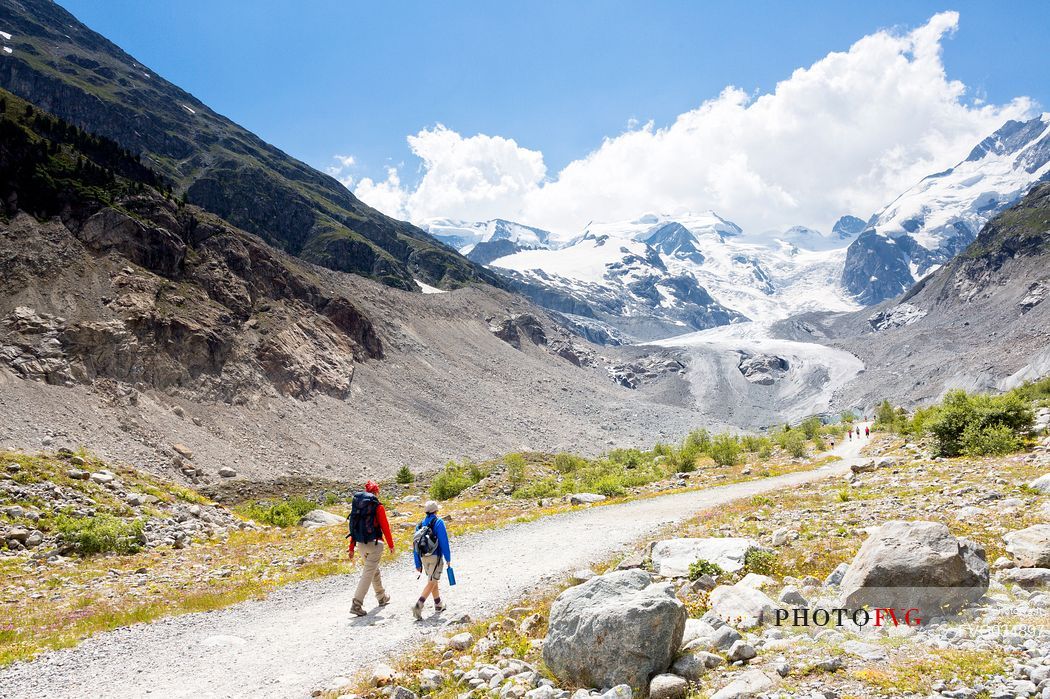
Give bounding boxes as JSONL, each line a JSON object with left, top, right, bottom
{"left": 1004, "top": 525, "right": 1050, "bottom": 568}
{"left": 300, "top": 509, "right": 344, "bottom": 527}
{"left": 650, "top": 537, "right": 760, "bottom": 577}
{"left": 838, "top": 521, "right": 988, "bottom": 619}
{"left": 543, "top": 569, "right": 686, "bottom": 690}
{"left": 708, "top": 583, "right": 779, "bottom": 629}
{"left": 1028, "top": 473, "right": 1050, "bottom": 494}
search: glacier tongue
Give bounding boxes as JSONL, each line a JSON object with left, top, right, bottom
{"left": 652, "top": 321, "right": 866, "bottom": 427}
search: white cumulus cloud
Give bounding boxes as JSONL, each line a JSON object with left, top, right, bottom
{"left": 351, "top": 12, "right": 1036, "bottom": 237}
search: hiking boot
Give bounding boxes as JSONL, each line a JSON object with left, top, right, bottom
{"left": 377, "top": 594, "right": 391, "bottom": 606}
{"left": 434, "top": 600, "right": 447, "bottom": 613}
{"left": 411, "top": 602, "right": 423, "bottom": 620}
{"left": 350, "top": 600, "right": 367, "bottom": 617}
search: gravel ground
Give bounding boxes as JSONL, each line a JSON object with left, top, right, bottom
{"left": 0, "top": 436, "right": 869, "bottom": 699}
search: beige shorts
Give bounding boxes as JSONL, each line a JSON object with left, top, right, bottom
{"left": 422, "top": 554, "right": 444, "bottom": 582}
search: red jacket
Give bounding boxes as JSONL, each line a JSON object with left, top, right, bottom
{"left": 348, "top": 503, "right": 394, "bottom": 555}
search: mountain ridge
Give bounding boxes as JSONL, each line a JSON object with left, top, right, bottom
{"left": 0, "top": 0, "right": 501, "bottom": 291}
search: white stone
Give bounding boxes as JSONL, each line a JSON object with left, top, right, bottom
{"left": 650, "top": 537, "right": 761, "bottom": 577}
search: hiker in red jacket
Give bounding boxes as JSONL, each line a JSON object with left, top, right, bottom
{"left": 347, "top": 480, "right": 394, "bottom": 617}
{"left": 865, "top": 425, "right": 870, "bottom": 438}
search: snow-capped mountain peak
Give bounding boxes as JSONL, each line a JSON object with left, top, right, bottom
{"left": 423, "top": 217, "right": 554, "bottom": 265}
{"left": 842, "top": 113, "right": 1050, "bottom": 304}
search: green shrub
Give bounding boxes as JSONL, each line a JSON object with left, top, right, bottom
{"left": 467, "top": 461, "right": 488, "bottom": 483}
{"left": 688, "top": 559, "right": 724, "bottom": 580}
{"left": 743, "top": 548, "right": 778, "bottom": 576}
{"left": 239, "top": 496, "right": 316, "bottom": 527}
{"left": 505, "top": 453, "right": 527, "bottom": 487}
{"left": 812, "top": 433, "right": 827, "bottom": 451}
{"left": 430, "top": 461, "right": 480, "bottom": 500}
{"left": 929, "top": 390, "right": 1032, "bottom": 457}
{"left": 591, "top": 475, "right": 626, "bottom": 497}
{"left": 684, "top": 428, "right": 712, "bottom": 453}
{"left": 961, "top": 423, "right": 1020, "bottom": 456}
{"left": 874, "top": 399, "right": 899, "bottom": 430}
{"left": 513, "top": 477, "right": 562, "bottom": 499}
{"left": 395, "top": 465, "right": 415, "bottom": 484}
{"left": 800, "top": 417, "right": 823, "bottom": 440}
{"left": 841, "top": 411, "right": 857, "bottom": 424}
{"left": 554, "top": 453, "right": 587, "bottom": 473}
{"left": 782, "top": 430, "right": 808, "bottom": 458}
{"left": 740, "top": 434, "right": 763, "bottom": 453}
{"left": 607, "top": 448, "right": 646, "bottom": 469}
{"left": 709, "top": 433, "right": 741, "bottom": 467}
{"left": 674, "top": 441, "right": 702, "bottom": 472}
{"left": 55, "top": 514, "right": 145, "bottom": 555}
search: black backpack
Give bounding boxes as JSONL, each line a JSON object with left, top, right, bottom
{"left": 348, "top": 492, "right": 381, "bottom": 543}
{"left": 413, "top": 515, "right": 440, "bottom": 557}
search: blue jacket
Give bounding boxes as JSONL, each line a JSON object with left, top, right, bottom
{"left": 413, "top": 514, "right": 451, "bottom": 568}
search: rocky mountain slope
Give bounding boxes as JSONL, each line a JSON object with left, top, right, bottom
{"left": 790, "top": 181, "right": 1050, "bottom": 412}
{"left": 0, "top": 89, "right": 710, "bottom": 485}
{"left": 842, "top": 114, "right": 1050, "bottom": 305}
{"left": 0, "top": 0, "right": 499, "bottom": 290}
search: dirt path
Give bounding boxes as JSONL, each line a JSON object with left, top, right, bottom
{"left": 0, "top": 427, "right": 872, "bottom": 699}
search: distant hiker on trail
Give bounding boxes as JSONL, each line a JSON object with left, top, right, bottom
{"left": 865, "top": 425, "right": 870, "bottom": 438}
{"left": 347, "top": 480, "right": 394, "bottom": 617}
{"left": 412, "top": 500, "right": 452, "bottom": 620}
{"left": 848, "top": 429, "right": 852, "bottom": 441}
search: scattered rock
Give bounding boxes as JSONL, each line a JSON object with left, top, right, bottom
{"left": 419, "top": 669, "right": 444, "bottom": 692}
{"left": 824, "top": 563, "right": 849, "bottom": 587}
{"left": 569, "top": 493, "right": 606, "bottom": 505}
{"left": 1004, "top": 525, "right": 1050, "bottom": 568}
{"left": 710, "top": 670, "right": 775, "bottom": 699}
{"left": 172, "top": 444, "right": 194, "bottom": 459}
{"left": 1028, "top": 473, "right": 1050, "bottom": 494}
{"left": 778, "top": 586, "right": 808, "bottom": 607}
{"left": 372, "top": 663, "right": 397, "bottom": 686}
{"left": 671, "top": 650, "right": 719, "bottom": 681}
{"left": 218, "top": 467, "right": 237, "bottom": 478}
{"left": 814, "top": 657, "right": 843, "bottom": 673}
{"left": 649, "top": 674, "right": 688, "bottom": 699}
{"left": 89, "top": 471, "right": 116, "bottom": 485}
{"left": 727, "top": 640, "right": 757, "bottom": 663}
{"left": 449, "top": 633, "right": 474, "bottom": 651}
{"left": 570, "top": 569, "right": 596, "bottom": 584}
{"left": 708, "top": 583, "right": 779, "bottom": 629}
{"left": 771, "top": 528, "right": 797, "bottom": 546}
{"left": 1000, "top": 568, "right": 1050, "bottom": 588}
{"left": 543, "top": 569, "right": 685, "bottom": 690}
{"left": 841, "top": 640, "right": 887, "bottom": 661}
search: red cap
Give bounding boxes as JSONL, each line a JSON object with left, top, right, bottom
{"left": 364, "top": 480, "right": 380, "bottom": 494}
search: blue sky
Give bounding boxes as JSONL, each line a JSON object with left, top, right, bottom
{"left": 61, "top": 1, "right": 1050, "bottom": 233}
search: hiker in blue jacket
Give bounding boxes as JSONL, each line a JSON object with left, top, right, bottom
{"left": 411, "top": 500, "right": 451, "bottom": 620}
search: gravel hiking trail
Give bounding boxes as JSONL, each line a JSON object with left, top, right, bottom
{"left": 0, "top": 428, "right": 871, "bottom": 698}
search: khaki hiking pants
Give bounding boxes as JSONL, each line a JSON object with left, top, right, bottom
{"left": 354, "top": 540, "right": 387, "bottom": 603}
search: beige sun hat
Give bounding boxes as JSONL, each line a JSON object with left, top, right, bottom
{"left": 424, "top": 500, "right": 440, "bottom": 514}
